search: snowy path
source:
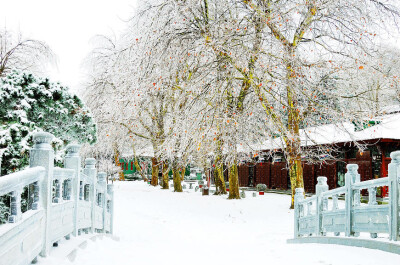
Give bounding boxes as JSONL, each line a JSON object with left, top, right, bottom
{"left": 39, "top": 181, "right": 400, "bottom": 265}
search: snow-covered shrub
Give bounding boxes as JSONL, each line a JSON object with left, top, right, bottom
{"left": 256, "top": 184, "right": 267, "bottom": 192}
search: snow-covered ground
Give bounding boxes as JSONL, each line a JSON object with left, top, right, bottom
{"left": 39, "top": 181, "right": 400, "bottom": 265}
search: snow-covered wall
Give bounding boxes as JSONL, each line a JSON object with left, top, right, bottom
{"left": 0, "top": 132, "right": 114, "bottom": 265}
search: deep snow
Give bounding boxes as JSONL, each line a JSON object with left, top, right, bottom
{"left": 39, "top": 181, "right": 400, "bottom": 265}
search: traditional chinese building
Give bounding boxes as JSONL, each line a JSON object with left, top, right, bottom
{"left": 237, "top": 112, "right": 400, "bottom": 196}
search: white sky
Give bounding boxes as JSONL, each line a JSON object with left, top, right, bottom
{"left": 0, "top": 0, "right": 137, "bottom": 92}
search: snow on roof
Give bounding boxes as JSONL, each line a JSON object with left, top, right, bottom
{"left": 121, "top": 146, "right": 154, "bottom": 158}
{"left": 380, "top": 104, "right": 400, "bottom": 115}
{"left": 252, "top": 113, "right": 400, "bottom": 152}
{"left": 121, "top": 113, "right": 400, "bottom": 157}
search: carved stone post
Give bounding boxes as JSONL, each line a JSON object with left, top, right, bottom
{"left": 107, "top": 184, "right": 114, "bottom": 234}
{"left": 79, "top": 181, "right": 84, "bottom": 200}
{"left": 316, "top": 176, "right": 328, "bottom": 236}
{"left": 367, "top": 186, "right": 378, "bottom": 238}
{"left": 345, "top": 164, "right": 359, "bottom": 237}
{"left": 84, "top": 158, "right": 97, "bottom": 233}
{"left": 389, "top": 151, "right": 400, "bottom": 241}
{"left": 64, "top": 144, "right": 81, "bottom": 237}
{"left": 53, "top": 179, "right": 61, "bottom": 203}
{"left": 332, "top": 194, "right": 340, "bottom": 236}
{"left": 30, "top": 132, "right": 54, "bottom": 257}
{"left": 8, "top": 189, "right": 22, "bottom": 223}
{"left": 98, "top": 172, "right": 107, "bottom": 233}
{"left": 294, "top": 188, "right": 304, "bottom": 238}
{"left": 32, "top": 181, "right": 40, "bottom": 210}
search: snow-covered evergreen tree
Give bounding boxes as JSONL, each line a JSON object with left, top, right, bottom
{"left": 0, "top": 69, "right": 97, "bottom": 175}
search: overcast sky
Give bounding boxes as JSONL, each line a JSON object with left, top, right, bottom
{"left": 0, "top": 0, "right": 137, "bottom": 92}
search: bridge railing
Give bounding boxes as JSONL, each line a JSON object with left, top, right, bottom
{"left": 294, "top": 151, "right": 400, "bottom": 242}
{"left": 0, "top": 132, "right": 115, "bottom": 265}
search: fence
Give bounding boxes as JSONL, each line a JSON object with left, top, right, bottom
{"left": 0, "top": 132, "right": 114, "bottom": 265}
{"left": 289, "top": 151, "right": 400, "bottom": 253}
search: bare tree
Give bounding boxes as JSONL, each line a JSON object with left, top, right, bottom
{"left": 0, "top": 28, "right": 55, "bottom": 77}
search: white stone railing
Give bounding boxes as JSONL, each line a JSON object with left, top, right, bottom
{"left": 291, "top": 151, "right": 400, "bottom": 251}
{"left": 0, "top": 132, "right": 114, "bottom": 264}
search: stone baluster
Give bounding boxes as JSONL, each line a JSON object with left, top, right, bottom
{"left": 332, "top": 194, "right": 339, "bottom": 211}
{"left": 79, "top": 181, "right": 84, "bottom": 200}
{"left": 84, "top": 158, "right": 97, "bottom": 233}
{"left": 294, "top": 188, "right": 304, "bottom": 238}
{"left": 345, "top": 164, "right": 359, "bottom": 237}
{"left": 316, "top": 176, "right": 329, "bottom": 236}
{"left": 8, "top": 189, "right": 22, "bottom": 223}
{"left": 368, "top": 187, "right": 378, "bottom": 238}
{"left": 389, "top": 151, "right": 400, "bottom": 241}
{"left": 98, "top": 172, "right": 107, "bottom": 233}
{"left": 32, "top": 181, "right": 40, "bottom": 210}
{"left": 64, "top": 180, "right": 71, "bottom": 200}
{"left": 53, "top": 179, "right": 62, "bottom": 203}
{"left": 307, "top": 201, "right": 312, "bottom": 216}
{"left": 332, "top": 194, "right": 340, "bottom": 236}
{"left": 107, "top": 184, "right": 114, "bottom": 234}
{"left": 368, "top": 187, "right": 377, "bottom": 205}
{"left": 29, "top": 132, "right": 54, "bottom": 257}
{"left": 64, "top": 144, "right": 81, "bottom": 237}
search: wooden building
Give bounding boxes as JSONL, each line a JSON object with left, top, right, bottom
{"left": 237, "top": 113, "right": 400, "bottom": 196}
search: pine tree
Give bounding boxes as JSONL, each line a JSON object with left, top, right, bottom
{"left": 0, "top": 70, "right": 97, "bottom": 222}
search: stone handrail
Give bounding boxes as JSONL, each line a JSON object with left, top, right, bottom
{"left": 290, "top": 151, "right": 400, "bottom": 253}
{"left": 0, "top": 132, "right": 115, "bottom": 264}
{"left": 0, "top": 167, "right": 45, "bottom": 196}
{"left": 53, "top": 167, "right": 75, "bottom": 180}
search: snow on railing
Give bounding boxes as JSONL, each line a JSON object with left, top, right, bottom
{"left": 0, "top": 132, "right": 115, "bottom": 265}
{"left": 293, "top": 151, "right": 400, "bottom": 244}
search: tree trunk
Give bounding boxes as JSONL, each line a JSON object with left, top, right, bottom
{"left": 151, "top": 157, "right": 159, "bottom": 186}
{"left": 213, "top": 136, "right": 226, "bottom": 195}
{"left": 288, "top": 153, "right": 304, "bottom": 209}
{"left": 172, "top": 164, "right": 182, "bottom": 192}
{"left": 161, "top": 161, "right": 169, "bottom": 189}
{"left": 286, "top": 52, "right": 304, "bottom": 208}
{"left": 179, "top": 167, "right": 185, "bottom": 182}
{"left": 228, "top": 162, "right": 240, "bottom": 199}
{"left": 214, "top": 162, "right": 226, "bottom": 195}
{"left": 133, "top": 157, "right": 148, "bottom": 182}
{"left": 204, "top": 167, "right": 210, "bottom": 187}
{"left": 114, "top": 147, "right": 124, "bottom": 181}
